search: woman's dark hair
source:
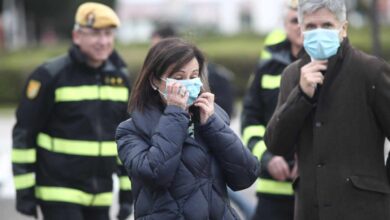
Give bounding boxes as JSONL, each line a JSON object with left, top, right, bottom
{"left": 128, "top": 38, "right": 209, "bottom": 112}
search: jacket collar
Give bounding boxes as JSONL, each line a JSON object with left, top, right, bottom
{"left": 267, "top": 39, "right": 294, "bottom": 65}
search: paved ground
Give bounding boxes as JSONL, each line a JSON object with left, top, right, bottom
{"left": 0, "top": 108, "right": 257, "bottom": 220}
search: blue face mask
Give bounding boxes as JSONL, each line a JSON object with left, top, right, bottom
{"left": 161, "top": 77, "right": 203, "bottom": 106}
{"left": 303, "top": 28, "right": 341, "bottom": 60}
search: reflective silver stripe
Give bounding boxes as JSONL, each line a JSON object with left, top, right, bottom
{"left": 119, "top": 176, "right": 132, "bottom": 190}
{"left": 37, "top": 133, "right": 117, "bottom": 156}
{"left": 256, "top": 178, "right": 294, "bottom": 195}
{"left": 261, "top": 74, "right": 281, "bottom": 89}
{"left": 35, "top": 186, "right": 113, "bottom": 206}
{"left": 12, "top": 148, "right": 36, "bottom": 163}
{"left": 14, "top": 173, "right": 35, "bottom": 190}
{"left": 242, "top": 125, "right": 266, "bottom": 146}
{"left": 55, "top": 86, "right": 128, "bottom": 102}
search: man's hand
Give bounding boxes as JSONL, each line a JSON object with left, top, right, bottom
{"left": 300, "top": 60, "right": 327, "bottom": 98}
{"left": 267, "top": 156, "right": 291, "bottom": 181}
{"left": 117, "top": 203, "right": 133, "bottom": 220}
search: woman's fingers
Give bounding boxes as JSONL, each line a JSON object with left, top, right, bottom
{"left": 166, "top": 82, "right": 188, "bottom": 109}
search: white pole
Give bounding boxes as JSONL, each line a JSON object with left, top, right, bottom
{"left": 2, "top": 0, "right": 27, "bottom": 50}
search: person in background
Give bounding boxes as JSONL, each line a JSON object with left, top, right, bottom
{"left": 241, "top": 0, "right": 303, "bottom": 219}
{"left": 151, "top": 25, "right": 235, "bottom": 118}
{"left": 150, "top": 24, "right": 177, "bottom": 47}
{"left": 265, "top": 0, "right": 390, "bottom": 219}
{"left": 116, "top": 37, "right": 260, "bottom": 219}
{"left": 12, "top": 2, "right": 133, "bottom": 219}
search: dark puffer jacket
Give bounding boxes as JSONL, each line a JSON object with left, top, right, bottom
{"left": 116, "top": 105, "right": 260, "bottom": 220}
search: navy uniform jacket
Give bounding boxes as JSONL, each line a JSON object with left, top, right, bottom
{"left": 12, "top": 45, "right": 133, "bottom": 215}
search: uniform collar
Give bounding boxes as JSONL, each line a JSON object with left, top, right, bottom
{"left": 267, "top": 39, "right": 294, "bottom": 65}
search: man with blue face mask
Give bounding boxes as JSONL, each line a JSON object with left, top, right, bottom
{"left": 264, "top": 0, "right": 390, "bottom": 220}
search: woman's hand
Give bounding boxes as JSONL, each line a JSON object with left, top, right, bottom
{"left": 166, "top": 82, "right": 189, "bottom": 110}
{"left": 194, "top": 92, "right": 215, "bottom": 125}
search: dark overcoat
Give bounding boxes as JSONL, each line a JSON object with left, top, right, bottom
{"left": 265, "top": 39, "right": 390, "bottom": 220}
{"left": 116, "top": 105, "right": 260, "bottom": 220}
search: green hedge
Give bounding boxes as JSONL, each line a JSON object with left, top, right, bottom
{"left": 1, "top": 27, "right": 390, "bottom": 105}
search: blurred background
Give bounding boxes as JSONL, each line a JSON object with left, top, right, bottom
{"left": 1, "top": 0, "right": 390, "bottom": 219}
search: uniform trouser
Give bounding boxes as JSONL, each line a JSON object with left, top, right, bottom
{"left": 252, "top": 195, "right": 294, "bottom": 220}
{"left": 40, "top": 203, "right": 110, "bottom": 220}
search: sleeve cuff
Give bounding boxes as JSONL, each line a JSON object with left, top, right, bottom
{"left": 298, "top": 85, "right": 317, "bottom": 104}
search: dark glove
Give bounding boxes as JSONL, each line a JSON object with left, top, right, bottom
{"left": 117, "top": 203, "right": 133, "bottom": 220}
{"left": 16, "top": 191, "right": 37, "bottom": 218}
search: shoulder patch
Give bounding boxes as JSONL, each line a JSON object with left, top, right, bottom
{"left": 26, "top": 80, "right": 41, "bottom": 99}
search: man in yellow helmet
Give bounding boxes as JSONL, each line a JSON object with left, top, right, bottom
{"left": 241, "top": 0, "right": 302, "bottom": 219}
{"left": 12, "top": 2, "right": 132, "bottom": 219}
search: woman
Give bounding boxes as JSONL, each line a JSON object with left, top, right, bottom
{"left": 116, "top": 38, "right": 260, "bottom": 220}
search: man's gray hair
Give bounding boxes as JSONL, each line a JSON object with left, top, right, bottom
{"left": 298, "top": 0, "right": 347, "bottom": 23}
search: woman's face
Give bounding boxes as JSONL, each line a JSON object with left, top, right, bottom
{"left": 156, "top": 58, "right": 200, "bottom": 93}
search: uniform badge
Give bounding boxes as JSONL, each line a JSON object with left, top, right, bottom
{"left": 86, "top": 13, "right": 95, "bottom": 27}
{"left": 26, "top": 80, "right": 41, "bottom": 99}
{"left": 116, "top": 77, "right": 123, "bottom": 85}
{"left": 110, "top": 77, "right": 116, "bottom": 85}
{"left": 105, "top": 77, "right": 110, "bottom": 84}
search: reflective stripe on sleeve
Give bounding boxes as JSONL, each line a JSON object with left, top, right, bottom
{"left": 261, "top": 74, "right": 281, "bottom": 90}
{"left": 119, "top": 176, "right": 132, "bottom": 191}
{"left": 55, "top": 86, "right": 128, "bottom": 102}
{"left": 14, "top": 173, "right": 35, "bottom": 190}
{"left": 252, "top": 140, "right": 267, "bottom": 160}
{"left": 12, "top": 148, "right": 36, "bottom": 163}
{"left": 37, "top": 133, "right": 117, "bottom": 157}
{"left": 35, "top": 186, "right": 113, "bottom": 206}
{"left": 260, "top": 49, "right": 272, "bottom": 60}
{"left": 256, "top": 178, "right": 294, "bottom": 195}
{"left": 242, "top": 125, "right": 265, "bottom": 146}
